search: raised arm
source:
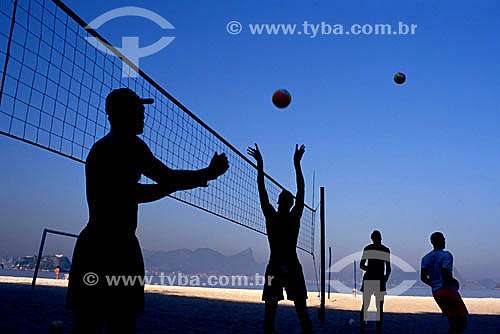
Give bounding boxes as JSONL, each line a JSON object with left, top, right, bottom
{"left": 138, "top": 140, "right": 229, "bottom": 203}
{"left": 143, "top": 152, "right": 228, "bottom": 187}
{"left": 291, "top": 144, "right": 305, "bottom": 216}
{"left": 247, "top": 144, "right": 273, "bottom": 215}
{"left": 135, "top": 182, "right": 204, "bottom": 204}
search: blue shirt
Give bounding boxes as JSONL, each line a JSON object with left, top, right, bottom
{"left": 421, "top": 250, "right": 457, "bottom": 292}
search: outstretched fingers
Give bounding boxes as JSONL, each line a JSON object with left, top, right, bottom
{"left": 295, "top": 144, "right": 305, "bottom": 152}
{"left": 247, "top": 144, "right": 260, "bottom": 157}
{"left": 294, "top": 144, "right": 306, "bottom": 163}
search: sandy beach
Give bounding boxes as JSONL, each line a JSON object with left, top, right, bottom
{"left": 1, "top": 276, "right": 499, "bottom": 333}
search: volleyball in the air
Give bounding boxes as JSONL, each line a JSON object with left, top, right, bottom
{"left": 394, "top": 72, "right": 406, "bottom": 85}
{"left": 272, "top": 89, "right": 292, "bottom": 109}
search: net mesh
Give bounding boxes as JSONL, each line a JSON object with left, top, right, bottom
{"left": 0, "top": 0, "right": 315, "bottom": 254}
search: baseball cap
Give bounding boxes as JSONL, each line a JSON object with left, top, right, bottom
{"left": 105, "top": 88, "right": 154, "bottom": 116}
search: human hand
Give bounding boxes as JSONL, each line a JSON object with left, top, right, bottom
{"left": 247, "top": 144, "right": 263, "bottom": 166}
{"left": 294, "top": 144, "right": 305, "bottom": 165}
{"left": 207, "top": 152, "right": 229, "bottom": 180}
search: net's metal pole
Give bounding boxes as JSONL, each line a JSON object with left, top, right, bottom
{"left": 328, "top": 246, "right": 332, "bottom": 299}
{"left": 318, "top": 186, "right": 326, "bottom": 322}
{"left": 354, "top": 260, "right": 357, "bottom": 298}
{"left": 32, "top": 229, "right": 48, "bottom": 289}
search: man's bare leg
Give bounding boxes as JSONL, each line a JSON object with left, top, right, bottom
{"left": 107, "top": 311, "right": 136, "bottom": 334}
{"left": 294, "top": 299, "right": 312, "bottom": 334}
{"left": 360, "top": 293, "right": 371, "bottom": 332}
{"left": 264, "top": 300, "right": 278, "bottom": 334}
{"left": 448, "top": 316, "right": 467, "bottom": 334}
{"left": 73, "top": 310, "right": 103, "bottom": 334}
{"left": 375, "top": 299, "right": 384, "bottom": 334}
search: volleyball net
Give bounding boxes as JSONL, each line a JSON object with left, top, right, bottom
{"left": 0, "top": 0, "right": 316, "bottom": 254}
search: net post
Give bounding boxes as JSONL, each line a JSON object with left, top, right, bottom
{"left": 328, "top": 246, "right": 332, "bottom": 299}
{"left": 354, "top": 260, "right": 357, "bottom": 298}
{"left": 318, "top": 186, "right": 326, "bottom": 322}
{"left": 32, "top": 228, "right": 48, "bottom": 289}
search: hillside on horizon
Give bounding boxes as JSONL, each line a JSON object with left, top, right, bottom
{"left": 143, "top": 247, "right": 265, "bottom": 276}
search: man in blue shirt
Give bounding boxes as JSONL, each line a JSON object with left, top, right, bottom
{"left": 421, "top": 232, "right": 468, "bottom": 334}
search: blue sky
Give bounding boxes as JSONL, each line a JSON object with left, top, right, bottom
{"left": 1, "top": 0, "right": 500, "bottom": 281}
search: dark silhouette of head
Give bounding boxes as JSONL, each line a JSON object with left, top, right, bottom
{"left": 371, "top": 230, "right": 382, "bottom": 244}
{"left": 277, "top": 190, "right": 294, "bottom": 214}
{"left": 430, "top": 232, "right": 445, "bottom": 250}
{"left": 105, "top": 88, "right": 153, "bottom": 135}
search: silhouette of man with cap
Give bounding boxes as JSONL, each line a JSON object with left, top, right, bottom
{"left": 67, "top": 88, "right": 229, "bottom": 334}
